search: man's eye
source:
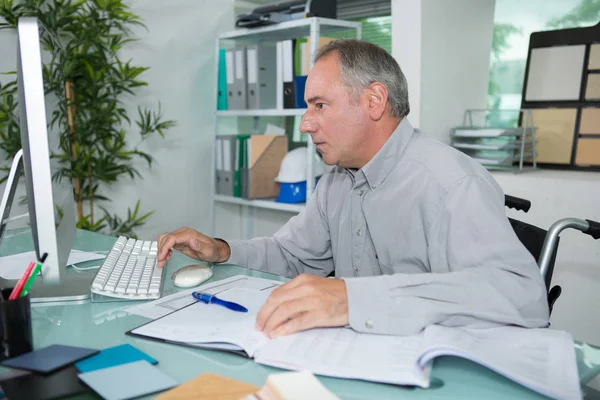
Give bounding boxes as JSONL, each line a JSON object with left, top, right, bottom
{"left": 316, "top": 103, "right": 325, "bottom": 110}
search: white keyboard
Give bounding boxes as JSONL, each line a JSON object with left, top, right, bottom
{"left": 91, "top": 236, "right": 164, "bottom": 300}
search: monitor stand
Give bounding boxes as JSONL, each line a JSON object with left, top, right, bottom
{"left": 0, "top": 274, "right": 93, "bottom": 303}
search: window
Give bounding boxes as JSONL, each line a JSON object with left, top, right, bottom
{"left": 488, "top": 0, "right": 600, "bottom": 124}
{"left": 332, "top": 15, "right": 392, "bottom": 54}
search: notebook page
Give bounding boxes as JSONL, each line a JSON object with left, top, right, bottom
{"left": 255, "top": 327, "right": 428, "bottom": 387}
{"left": 130, "top": 288, "right": 271, "bottom": 357}
{"left": 420, "top": 325, "right": 581, "bottom": 400}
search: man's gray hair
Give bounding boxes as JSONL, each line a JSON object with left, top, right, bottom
{"left": 314, "top": 39, "right": 410, "bottom": 118}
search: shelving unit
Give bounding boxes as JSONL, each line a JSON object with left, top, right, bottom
{"left": 211, "top": 17, "right": 361, "bottom": 237}
{"left": 216, "top": 109, "right": 306, "bottom": 117}
{"left": 214, "top": 195, "right": 304, "bottom": 213}
{"left": 451, "top": 109, "right": 537, "bottom": 172}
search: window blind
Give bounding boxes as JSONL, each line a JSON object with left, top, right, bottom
{"left": 337, "top": 0, "right": 391, "bottom": 20}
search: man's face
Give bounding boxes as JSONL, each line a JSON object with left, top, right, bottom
{"left": 300, "top": 53, "right": 369, "bottom": 168}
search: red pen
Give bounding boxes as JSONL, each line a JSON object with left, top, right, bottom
{"left": 9, "top": 261, "right": 36, "bottom": 300}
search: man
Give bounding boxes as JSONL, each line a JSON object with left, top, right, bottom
{"left": 157, "top": 39, "right": 549, "bottom": 339}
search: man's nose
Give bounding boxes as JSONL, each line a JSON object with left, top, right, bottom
{"left": 300, "top": 112, "right": 315, "bottom": 134}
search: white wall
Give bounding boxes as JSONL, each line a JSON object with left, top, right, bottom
{"left": 493, "top": 170, "right": 600, "bottom": 345}
{"left": 105, "top": 0, "right": 234, "bottom": 240}
{"left": 392, "top": 0, "right": 494, "bottom": 143}
{"left": 391, "top": 0, "right": 421, "bottom": 128}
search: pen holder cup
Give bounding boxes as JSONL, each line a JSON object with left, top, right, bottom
{"left": 0, "top": 288, "right": 33, "bottom": 361}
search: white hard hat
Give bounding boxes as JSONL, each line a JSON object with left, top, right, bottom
{"left": 275, "top": 147, "right": 329, "bottom": 183}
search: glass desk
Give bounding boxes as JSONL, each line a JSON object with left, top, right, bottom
{"left": 3, "top": 229, "right": 599, "bottom": 399}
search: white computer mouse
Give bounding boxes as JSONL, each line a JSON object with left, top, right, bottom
{"left": 171, "top": 264, "right": 213, "bottom": 288}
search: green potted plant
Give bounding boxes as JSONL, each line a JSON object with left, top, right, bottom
{"left": 0, "top": 0, "right": 176, "bottom": 238}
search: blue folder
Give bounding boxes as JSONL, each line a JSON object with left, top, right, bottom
{"left": 75, "top": 344, "right": 157, "bottom": 373}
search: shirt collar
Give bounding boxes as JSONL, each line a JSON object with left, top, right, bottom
{"left": 348, "top": 118, "right": 415, "bottom": 190}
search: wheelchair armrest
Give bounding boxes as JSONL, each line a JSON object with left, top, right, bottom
{"left": 505, "top": 195, "right": 531, "bottom": 213}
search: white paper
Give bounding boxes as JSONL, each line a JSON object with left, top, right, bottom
{"left": 0, "top": 250, "right": 105, "bottom": 280}
{"left": 131, "top": 287, "right": 272, "bottom": 357}
{"left": 419, "top": 326, "right": 581, "bottom": 400}
{"left": 126, "top": 275, "right": 282, "bottom": 319}
{"left": 255, "top": 327, "right": 427, "bottom": 387}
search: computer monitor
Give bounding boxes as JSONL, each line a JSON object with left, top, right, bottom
{"left": 0, "top": 17, "right": 93, "bottom": 302}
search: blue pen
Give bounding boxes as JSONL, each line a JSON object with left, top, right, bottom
{"left": 192, "top": 292, "right": 248, "bottom": 313}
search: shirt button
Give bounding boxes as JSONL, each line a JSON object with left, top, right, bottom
{"left": 358, "top": 190, "right": 364, "bottom": 196}
{"left": 371, "top": 184, "right": 377, "bottom": 189}
{"left": 365, "top": 320, "right": 374, "bottom": 329}
{"left": 356, "top": 229, "right": 361, "bottom": 236}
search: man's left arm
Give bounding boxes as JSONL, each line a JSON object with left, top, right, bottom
{"left": 344, "top": 175, "right": 550, "bottom": 336}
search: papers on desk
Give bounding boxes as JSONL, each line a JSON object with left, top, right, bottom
{"left": 128, "top": 275, "right": 581, "bottom": 400}
{"left": 125, "top": 274, "right": 282, "bottom": 319}
{"left": 0, "top": 250, "right": 106, "bottom": 280}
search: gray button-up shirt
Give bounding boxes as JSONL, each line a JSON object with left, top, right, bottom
{"left": 227, "top": 118, "right": 550, "bottom": 336}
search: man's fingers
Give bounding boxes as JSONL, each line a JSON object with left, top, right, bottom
{"left": 263, "top": 297, "right": 317, "bottom": 335}
{"left": 270, "top": 311, "right": 320, "bottom": 338}
{"left": 158, "top": 228, "right": 201, "bottom": 261}
{"left": 158, "top": 250, "right": 173, "bottom": 268}
{"left": 157, "top": 234, "right": 176, "bottom": 261}
{"left": 277, "top": 274, "right": 312, "bottom": 291}
{"left": 256, "top": 283, "right": 314, "bottom": 331}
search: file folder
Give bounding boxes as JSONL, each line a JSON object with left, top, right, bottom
{"left": 294, "top": 76, "right": 308, "bottom": 108}
{"left": 246, "top": 44, "right": 277, "bottom": 109}
{"left": 281, "top": 40, "right": 295, "bottom": 109}
{"left": 234, "top": 135, "right": 250, "bottom": 198}
{"left": 217, "top": 49, "right": 228, "bottom": 110}
{"left": 234, "top": 48, "right": 248, "bottom": 110}
{"left": 225, "top": 50, "right": 235, "bottom": 110}
{"left": 215, "top": 138, "right": 224, "bottom": 195}
{"left": 221, "top": 135, "right": 236, "bottom": 196}
{"left": 276, "top": 41, "right": 284, "bottom": 109}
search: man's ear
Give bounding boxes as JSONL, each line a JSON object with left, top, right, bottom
{"left": 366, "top": 83, "right": 388, "bottom": 121}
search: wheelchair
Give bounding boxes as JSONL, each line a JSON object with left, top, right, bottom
{"left": 505, "top": 195, "right": 600, "bottom": 314}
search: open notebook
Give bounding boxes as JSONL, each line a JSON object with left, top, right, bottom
{"left": 128, "top": 282, "right": 581, "bottom": 400}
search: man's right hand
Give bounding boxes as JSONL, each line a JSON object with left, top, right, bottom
{"left": 156, "top": 227, "right": 231, "bottom": 268}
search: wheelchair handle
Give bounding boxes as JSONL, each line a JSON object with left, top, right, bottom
{"left": 505, "top": 195, "right": 531, "bottom": 213}
{"left": 539, "top": 218, "right": 600, "bottom": 278}
{"left": 585, "top": 219, "right": 600, "bottom": 240}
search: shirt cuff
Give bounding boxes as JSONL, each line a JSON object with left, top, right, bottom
{"left": 342, "top": 276, "right": 391, "bottom": 335}
{"left": 221, "top": 239, "right": 249, "bottom": 266}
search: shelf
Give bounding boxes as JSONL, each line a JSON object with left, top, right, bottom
{"left": 451, "top": 127, "right": 531, "bottom": 138}
{"left": 216, "top": 109, "right": 307, "bottom": 117}
{"left": 214, "top": 195, "right": 305, "bottom": 213}
{"left": 452, "top": 142, "right": 534, "bottom": 151}
{"left": 219, "top": 17, "right": 361, "bottom": 42}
